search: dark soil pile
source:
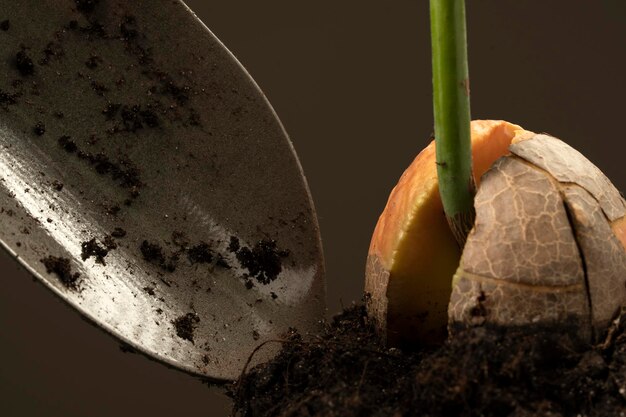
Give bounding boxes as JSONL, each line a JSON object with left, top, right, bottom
{"left": 40, "top": 256, "right": 81, "bottom": 290}
{"left": 228, "top": 237, "right": 290, "bottom": 285}
{"left": 230, "top": 305, "right": 626, "bottom": 417}
{"left": 140, "top": 240, "right": 178, "bottom": 272}
{"left": 173, "top": 312, "right": 200, "bottom": 343}
{"left": 81, "top": 237, "right": 109, "bottom": 265}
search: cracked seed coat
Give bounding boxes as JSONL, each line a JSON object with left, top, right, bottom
{"left": 450, "top": 134, "right": 626, "bottom": 341}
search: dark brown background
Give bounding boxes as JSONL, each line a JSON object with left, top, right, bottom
{"left": 1, "top": 1, "right": 624, "bottom": 415}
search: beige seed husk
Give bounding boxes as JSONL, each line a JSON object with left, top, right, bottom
{"left": 450, "top": 134, "right": 626, "bottom": 341}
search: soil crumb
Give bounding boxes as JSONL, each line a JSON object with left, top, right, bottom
{"left": 15, "top": 50, "right": 34, "bottom": 76}
{"left": 173, "top": 312, "right": 200, "bottom": 343}
{"left": 187, "top": 242, "right": 213, "bottom": 264}
{"left": 0, "top": 89, "right": 18, "bottom": 106}
{"left": 58, "top": 135, "right": 78, "bottom": 153}
{"left": 81, "top": 237, "right": 108, "bottom": 265}
{"left": 103, "top": 235, "right": 117, "bottom": 250}
{"left": 230, "top": 304, "right": 626, "bottom": 417}
{"left": 140, "top": 240, "right": 177, "bottom": 272}
{"left": 33, "top": 121, "right": 45, "bottom": 136}
{"left": 111, "top": 227, "right": 127, "bottom": 238}
{"left": 76, "top": 151, "right": 142, "bottom": 190}
{"left": 51, "top": 180, "right": 64, "bottom": 191}
{"left": 229, "top": 237, "right": 289, "bottom": 285}
{"left": 41, "top": 256, "right": 81, "bottom": 290}
{"left": 140, "top": 240, "right": 165, "bottom": 263}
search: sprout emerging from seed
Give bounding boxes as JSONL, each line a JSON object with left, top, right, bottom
{"left": 366, "top": 122, "right": 626, "bottom": 346}
{"left": 367, "top": 0, "right": 626, "bottom": 346}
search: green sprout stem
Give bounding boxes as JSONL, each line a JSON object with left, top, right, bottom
{"left": 430, "top": 0, "right": 475, "bottom": 246}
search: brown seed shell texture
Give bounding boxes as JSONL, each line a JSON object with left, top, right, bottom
{"left": 450, "top": 133, "right": 626, "bottom": 341}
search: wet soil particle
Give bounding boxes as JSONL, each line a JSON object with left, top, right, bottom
{"left": 187, "top": 242, "right": 213, "bottom": 264}
{"left": 58, "top": 133, "right": 143, "bottom": 196}
{"left": 15, "top": 50, "right": 35, "bottom": 76}
{"left": 140, "top": 240, "right": 178, "bottom": 272}
{"left": 58, "top": 135, "right": 78, "bottom": 153}
{"left": 103, "top": 235, "right": 117, "bottom": 250}
{"left": 0, "top": 89, "right": 18, "bottom": 106}
{"left": 228, "top": 236, "right": 240, "bottom": 252}
{"left": 110, "top": 227, "right": 127, "bottom": 238}
{"left": 0, "top": 20, "right": 9, "bottom": 32}
{"left": 33, "top": 121, "right": 45, "bottom": 136}
{"left": 140, "top": 240, "right": 165, "bottom": 264}
{"left": 80, "top": 238, "right": 109, "bottom": 265}
{"left": 51, "top": 180, "right": 64, "bottom": 191}
{"left": 76, "top": 151, "right": 142, "bottom": 189}
{"left": 230, "top": 238, "right": 289, "bottom": 285}
{"left": 231, "top": 305, "right": 626, "bottom": 417}
{"left": 173, "top": 312, "right": 200, "bottom": 343}
{"left": 41, "top": 256, "right": 81, "bottom": 290}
